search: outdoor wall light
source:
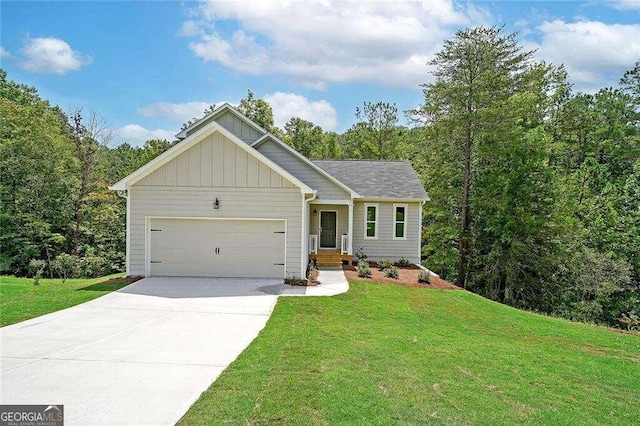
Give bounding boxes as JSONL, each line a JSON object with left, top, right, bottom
{"left": 214, "top": 198, "right": 220, "bottom": 209}
{"left": 313, "top": 209, "right": 317, "bottom": 216}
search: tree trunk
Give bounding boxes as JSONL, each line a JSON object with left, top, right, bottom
{"left": 457, "top": 96, "right": 473, "bottom": 288}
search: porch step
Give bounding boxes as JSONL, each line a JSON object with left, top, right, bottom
{"left": 310, "top": 251, "right": 352, "bottom": 267}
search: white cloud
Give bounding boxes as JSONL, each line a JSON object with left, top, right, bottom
{"left": 116, "top": 124, "right": 175, "bottom": 146}
{"left": 19, "top": 37, "right": 92, "bottom": 75}
{"left": 184, "top": 0, "right": 488, "bottom": 88}
{"left": 608, "top": 0, "right": 640, "bottom": 11}
{"left": 531, "top": 20, "right": 640, "bottom": 90}
{"left": 0, "top": 46, "right": 10, "bottom": 59}
{"left": 264, "top": 92, "right": 339, "bottom": 131}
{"left": 137, "top": 101, "right": 213, "bottom": 123}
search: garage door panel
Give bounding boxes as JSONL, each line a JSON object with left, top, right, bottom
{"left": 149, "top": 218, "right": 286, "bottom": 278}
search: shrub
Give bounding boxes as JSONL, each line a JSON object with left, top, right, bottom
{"left": 28, "top": 259, "right": 46, "bottom": 286}
{"left": 384, "top": 265, "right": 399, "bottom": 279}
{"left": 357, "top": 260, "right": 371, "bottom": 278}
{"left": 285, "top": 274, "right": 307, "bottom": 286}
{"left": 418, "top": 270, "right": 431, "bottom": 284}
{"left": 398, "top": 257, "right": 411, "bottom": 267}
{"left": 378, "top": 259, "right": 393, "bottom": 271}
{"left": 355, "top": 247, "right": 368, "bottom": 262}
{"left": 52, "top": 253, "right": 79, "bottom": 283}
{"left": 307, "top": 260, "right": 318, "bottom": 282}
{"left": 79, "top": 254, "right": 107, "bottom": 278}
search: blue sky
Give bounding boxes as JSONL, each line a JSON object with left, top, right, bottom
{"left": 1, "top": 1, "right": 638, "bottom": 145}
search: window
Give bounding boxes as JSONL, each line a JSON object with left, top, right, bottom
{"left": 364, "top": 203, "right": 378, "bottom": 239}
{"left": 393, "top": 204, "right": 408, "bottom": 240}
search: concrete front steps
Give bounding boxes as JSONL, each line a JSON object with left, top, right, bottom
{"left": 310, "top": 251, "right": 352, "bottom": 267}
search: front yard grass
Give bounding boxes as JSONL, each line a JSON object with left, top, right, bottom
{"left": 181, "top": 280, "right": 640, "bottom": 425}
{"left": 0, "top": 274, "right": 130, "bottom": 326}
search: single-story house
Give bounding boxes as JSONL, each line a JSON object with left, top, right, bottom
{"left": 109, "top": 104, "right": 429, "bottom": 279}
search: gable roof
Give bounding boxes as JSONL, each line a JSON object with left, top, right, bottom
{"left": 312, "top": 160, "right": 429, "bottom": 201}
{"left": 109, "top": 119, "right": 314, "bottom": 194}
{"left": 175, "top": 103, "right": 267, "bottom": 140}
{"left": 251, "top": 134, "right": 360, "bottom": 198}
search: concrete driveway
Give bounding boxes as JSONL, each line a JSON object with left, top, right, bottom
{"left": 0, "top": 277, "right": 282, "bottom": 425}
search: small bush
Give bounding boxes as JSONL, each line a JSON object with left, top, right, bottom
{"left": 384, "top": 265, "right": 399, "bottom": 279}
{"left": 398, "top": 257, "right": 411, "bottom": 267}
{"left": 307, "top": 260, "right": 318, "bottom": 282}
{"left": 79, "top": 254, "right": 107, "bottom": 278}
{"left": 378, "top": 259, "right": 393, "bottom": 271}
{"left": 28, "top": 259, "right": 47, "bottom": 286}
{"left": 52, "top": 253, "right": 79, "bottom": 283}
{"left": 357, "top": 260, "right": 371, "bottom": 278}
{"left": 418, "top": 270, "right": 431, "bottom": 284}
{"left": 285, "top": 274, "right": 308, "bottom": 286}
{"left": 355, "top": 247, "right": 368, "bottom": 262}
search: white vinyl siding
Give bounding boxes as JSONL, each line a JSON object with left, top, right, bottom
{"left": 393, "top": 204, "right": 408, "bottom": 240}
{"left": 364, "top": 203, "right": 378, "bottom": 239}
{"left": 256, "top": 138, "right": 350, "bottom": 200}
{"left": 353, "top": 201, "right": 421, "bottom": 263}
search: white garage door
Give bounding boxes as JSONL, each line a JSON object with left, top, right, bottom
{"left": 148, "top": 218, "right": 286, "bottom": 278}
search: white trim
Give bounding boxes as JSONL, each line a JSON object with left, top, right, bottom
{"left": 176, "top": 103, "right": 268, "bottom": 139}
{"left": 358, "top": 197, "right": 430, "bottom": 202}
{"left": 145, "top": 216, "right": 287, "bottom": 278}
{"left": 319, "top": 210, "right": 338, "bottom": 249}
{"left": 364, "top": 203, "right": 379, "bottom": 240}
{"left": 126, "top": 191, "right": 131, "bottom": 276}
{"left": 252, "top": 134, "right": 360, "bottom": 198}
{"left": 347, "top": 200, "right": 354, "bottom": 255}
{"left": 418, "top": 202, "right": 424, "bottom": 262}
{"left": 393, "top": 203, "right": 408, "bottom": 240}
{"left": 309, "top": 199, "right": 351, "bottom": 205}
{"left": 109, "top": 119, "right": 313, "bottom": 194}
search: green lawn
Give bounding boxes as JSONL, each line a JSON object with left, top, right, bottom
{"left": 181, "top": 280, "right": 640, "bottom": 425}
{"left": 0, "top": 274, "right": 130, "bottom": 326}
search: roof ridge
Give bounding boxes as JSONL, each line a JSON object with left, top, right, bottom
{"left": 313, "top": 159, "right": 408, "bottom": 163}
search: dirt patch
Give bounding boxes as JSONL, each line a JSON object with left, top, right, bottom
{"left": 343, "top": 264, "right": 460, "bottom": 290}
{"left": 103, "top": 275, "right": 143, "bottom": 285}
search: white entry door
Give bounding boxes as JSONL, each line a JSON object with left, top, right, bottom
{"left": 148, "top": 218, "right": 286, "bottom": 278}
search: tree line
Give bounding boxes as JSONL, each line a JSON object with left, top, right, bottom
{"left": 1, "top": 26, "right": 638, "bottom": 328}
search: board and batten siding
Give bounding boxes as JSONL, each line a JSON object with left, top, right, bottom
{"left": 256, "top": 139, "right": 350, "bottom": 200}
{"left": 129, "top": 131, "right": 303, "bottom": 277}
{"left": 185, "top": 110, "right": 263, "bottom": 144}
{"left": 352, "top": 201, "right": 421, "bottom": 263}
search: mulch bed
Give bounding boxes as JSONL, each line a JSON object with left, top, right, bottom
{"left": 343, "top": 264, "right": 460, "bottom": 290}
{"left": 102, "top": 275, "right": 143, "bottom": 285}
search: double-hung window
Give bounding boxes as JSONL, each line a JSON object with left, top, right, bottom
{"left": 393, "top": 204, "right": 408, "bottom": 240}
{"left": 364, "top": 203, "right": 378, "bottom": 239}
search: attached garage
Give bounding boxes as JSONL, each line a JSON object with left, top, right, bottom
{"left": 147, "top": 218, "right": 287, "bottom": 278}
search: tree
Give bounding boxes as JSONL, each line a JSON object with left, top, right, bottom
{"left": 237, "top": 90, "right": 275, "bottom": 131}
{"left": 180, "top": 103, "right": 217, "bottom": 131}
{"left": 343, "top": 102, "right": 400, "bottom": 159}
{"left": 416, "top": 26, "right": 534, "bottom": 287}
{"left": 283, "top": 117, "right": 323, "bottom": 158}
{"left": 66, "top": 108, "right": 114, "bottom": 256}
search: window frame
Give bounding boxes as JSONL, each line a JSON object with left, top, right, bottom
{"left": 364, "top": 203, "right": 379, "bottom": 240}
{"left": 393, "top": 203, "right": 408, "bottom": 240}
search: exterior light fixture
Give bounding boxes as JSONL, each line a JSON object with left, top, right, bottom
{"left": 313, "top": 209, "right": 317, "bottom": 216}
{"left": 214, "top": 198, "right": 220, "bottom": 209}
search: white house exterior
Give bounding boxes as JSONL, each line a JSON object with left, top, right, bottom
{"left": 110, "top": 104, "right": 429, "bottom": 279}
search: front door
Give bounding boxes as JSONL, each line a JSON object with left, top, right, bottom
{"left": 320, "top": 211, "right": 337, "bottom": 248}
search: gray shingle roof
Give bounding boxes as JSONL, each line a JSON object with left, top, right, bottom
{"left": 312, "top": 160, "right": 429, "bottom": 200}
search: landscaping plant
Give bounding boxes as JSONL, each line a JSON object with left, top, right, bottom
{"left": 378, "top": 259, "right": 393, "bottom": 271}
{"left": 384, "top": 265, "right": 399, "bottom": 279}
{"left": 418, "top": 270, "right": 431, "bottom": 284}
{"left": 357, "top": 260, "right": 371, "bottom": 278}
{"left": 28, "top": 259, "right": 46, "bottom": 286}
{"left": 398, "top": 257, "right": 411, "bottom": 267}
